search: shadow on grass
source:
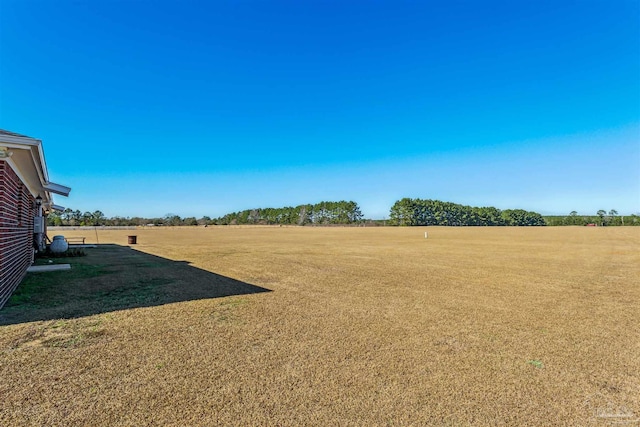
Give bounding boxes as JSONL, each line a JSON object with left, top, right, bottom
{"left": 0, "top": 244, "right": 271, "bottom": 325}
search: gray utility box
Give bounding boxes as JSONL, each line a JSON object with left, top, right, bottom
{"left": 33, "top": 216, "right": 45, "bottom": 233}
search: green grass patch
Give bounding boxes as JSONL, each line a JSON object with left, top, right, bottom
{"left": 1, "top": 244, "right": 268, "bottom": 326}
{"left": 7, "top": 263, "right": 111, "bottom": 307}
{"left": 527, "top": 360, "right": 544, "bottom": 369}
{"left": 97, "top": 277, "right": 174, "bottom": 307}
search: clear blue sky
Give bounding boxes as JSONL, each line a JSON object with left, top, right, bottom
{"left": 1, "top": 0, "right": 639, "bottom": 218}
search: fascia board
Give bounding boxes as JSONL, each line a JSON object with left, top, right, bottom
{"left": 43, "top": 182, "right": 71, "bottom": 196}
{"left": 30, "top": 146, "right": 47, "bottom": 185}
{"left": 36, "top": 143, "right": 50, "bottom": 183}
{"left": 0, "top": 134, "right": 41, "bottom": 147}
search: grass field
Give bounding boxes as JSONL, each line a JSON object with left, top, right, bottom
{"left": 1, "top": 226, "right": 639, "bottom": 425}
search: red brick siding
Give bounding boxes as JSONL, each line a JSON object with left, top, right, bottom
{"left": 0, "top": 161, "right": 35, "bottom": 308}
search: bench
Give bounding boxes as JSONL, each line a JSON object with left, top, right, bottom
{"left": 65, "top": 237, "right": 86, "bottom": 245}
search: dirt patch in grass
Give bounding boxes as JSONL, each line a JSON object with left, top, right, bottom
{"left": 1, "top": 226, "right": 639, "bottom": 425}
{"left": 8, "top": 318, "right": 107, "bottom": 350}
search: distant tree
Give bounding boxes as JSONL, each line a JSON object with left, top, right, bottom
{"left": 164, "top": 213, "right": 182, "bottom": 226}
{"left": 597, "top": 210, "right": 607, "bottom": 226}
{"left": 47, "top": 211, "right": 62, "bottom": 226}
{"left": 92, "top": 210, "right": 105, "bottom": 226}
{"left": 110, "top": 216, "right": 128, "bottom": 226}
{"left": 565, "top": 210, "right": 579, "bottom": 225}
{"left": 71, "top": 210, "right": 82, "bottom": 226}
{"left": 248, "top": 209, "right": 260, "bottom": 224}
{"left": 129, "top": 217, "right": 147, "bottom": 226}
{"left": 347, "top": 201, "right": 363, "bottom": 223}
{"left": 472, "top": 206, "right": 504, "bottom": 226}
{"left": 197, "top": 216, "right": 211, "bottom": 226}
{"left": 297, "top": 204, "right": 312, "bottom": 225}
{"left": 501, "top": 209, "right": 546, "bottom": 226}
{"left": 80, "top": 211, "right": 92, "bottom": 226}
{"left": 183, "top": 217, "right": 198, "bottom": 226}
{"left": 237, "top": 210, "right": 250, "bottom": 224}
{"left": 61, "top": 208, "right": 73, "bottom": 225}
{"left": 216, "top": 211, "right": 238, "bottom": 225}
{"left": 389, "top": 198, "right": 417, "bottom": 226}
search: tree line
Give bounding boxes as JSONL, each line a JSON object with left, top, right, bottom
{"left": 389, "top": 198, "right": 546, "bottom": 226}
{"left": 46, "top": 209, "right": 211, "bottom": 227}
{"left": 213, "top": 201, "right": 363, "bottom": 225}
{"left": 46, "top": 201, "right": 364, "bottom": 227}
{"left": 544, "top": 210, "right": 640, "bottom": 226}
{"left": 47, "top": 202, "right": 638, "bottom": 227}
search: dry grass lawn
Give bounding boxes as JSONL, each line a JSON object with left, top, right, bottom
{"left": 1, "top": 226, "right": 639, "bottom": 425}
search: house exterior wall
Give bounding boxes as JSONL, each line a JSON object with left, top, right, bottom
{"left": 0, "top": 161, "right": 35, "bottom": 308}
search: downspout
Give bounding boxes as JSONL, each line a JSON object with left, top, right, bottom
{"left": 34, "top": 195, "right": 46, "bottom": 252}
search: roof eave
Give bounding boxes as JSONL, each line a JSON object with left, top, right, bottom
{"left": 0, "top": 132, "right": 69, "bottom": 201}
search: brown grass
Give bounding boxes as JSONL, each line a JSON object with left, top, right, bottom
{"left": 1, "top": 226, "right": 639, "bottom": 425}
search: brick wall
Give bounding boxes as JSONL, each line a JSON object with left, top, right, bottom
{"left": 0, "top": 161, "right": 35, "bottom": 308}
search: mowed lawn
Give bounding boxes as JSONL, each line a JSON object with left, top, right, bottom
{"left": 1, "top": 226, "right": 639, "bottom": 425}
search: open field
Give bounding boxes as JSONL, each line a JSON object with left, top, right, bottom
{"left": 1, "top": 226, "right": 639, "bottom": 425}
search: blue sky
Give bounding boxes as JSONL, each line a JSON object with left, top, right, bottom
{"left": 1, "top": 0, "right": 638, "bottom": 218}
